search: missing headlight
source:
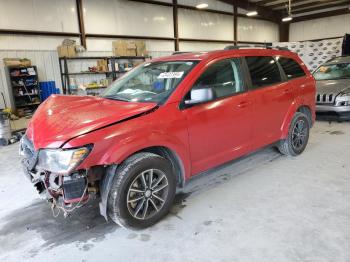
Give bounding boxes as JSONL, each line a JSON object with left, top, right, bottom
{"left": 62, "top": 173, "right": 88, "bottom": 204}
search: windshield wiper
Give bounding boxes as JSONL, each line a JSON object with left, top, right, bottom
{"left": 103, "top": 95, "right": 130, "bottom": 102}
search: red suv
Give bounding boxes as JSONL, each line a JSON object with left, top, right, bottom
{"left": 21, "top": 47, "right": 315, "bottom": 229}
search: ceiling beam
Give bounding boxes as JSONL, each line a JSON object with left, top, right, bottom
{"left": 278, "top": 0, "right": 350, "bottom": 10}
{"left": 293, "top": 1, "right": 350, "bottom": 14}
{"left": 254, "top": 0, "right": 279, "bottom": 5}
{"left": 292, "top": 7, "right": 350, "bottom": 22}
{"left": 270, "top": 0, "right": 340, "bottom": 10}
{"left": 218, "top": 0, "right": 282, "bottom": 22}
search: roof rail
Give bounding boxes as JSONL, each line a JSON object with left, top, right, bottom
{"left": 224, "top": 45, "right": 289, "bottom": 51}
{"left": 270, "top": 46, "right": 290, "bottom": 51}
{"left": 172, "top": 51, "right": 191, "bottom": 55}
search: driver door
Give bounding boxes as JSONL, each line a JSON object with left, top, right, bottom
{"left": 182, "top": 58, "right": 253, "bottom": 175}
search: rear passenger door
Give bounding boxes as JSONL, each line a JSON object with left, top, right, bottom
{"left": 245, "top": 56, "right": 294, "bottom": 149}
{"left": 277, "top": 56, "right": 310, "bottom": 105}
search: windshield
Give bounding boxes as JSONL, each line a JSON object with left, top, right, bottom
{"left": 314, "top": 63, "right": 350, "bottom": 81}
{"left": 103, "top": 60, "right": 198, "bottom": 103}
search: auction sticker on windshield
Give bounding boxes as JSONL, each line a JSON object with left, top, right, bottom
{"left": 158, "top": 72, "right": 184, "bottom": 79}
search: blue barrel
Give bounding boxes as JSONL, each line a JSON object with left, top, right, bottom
{"left": 39, "top": 81, "right": 60, "bottom": 101}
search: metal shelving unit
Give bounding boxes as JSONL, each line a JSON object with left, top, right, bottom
{"left": 5, "top": 65, "right": 41, "bottom": 116}
{"left": 58, "top": 56, "right": 149, "bottom": 95}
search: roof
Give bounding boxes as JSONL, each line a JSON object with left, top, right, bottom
{"left": 151, "top": 48, "right": 299, "bottom": 63}
{"left": 325, "top": 56, "right": 350, "bottom": 65}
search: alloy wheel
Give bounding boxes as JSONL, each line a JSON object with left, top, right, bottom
{"left": 292, "top": 119, "right": 307, "bottom": 151}
{"left": 126, "top": 169, "right": 169, "bottom": 220}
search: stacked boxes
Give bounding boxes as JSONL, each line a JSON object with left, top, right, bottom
{"left": 112, "top": 40, "right": 148, "bottom": 57}
{"left": 57, "top": 45, "right": 76, "bottom": 58}
{"left": 3, "top": 58, "right": 31, "bottom": 67}
{"left": 97, "top": 59, "right": 108, "bottom": 72}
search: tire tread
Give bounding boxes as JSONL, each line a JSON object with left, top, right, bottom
{"left": 278, "top": 112, "right": 310, "bottom": 156}
{"left": 107, "top": 152, "right": 174, "bottom": 229}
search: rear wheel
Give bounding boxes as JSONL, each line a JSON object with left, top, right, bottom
{"left": 278, "top": 112, "right": 310, "bottom": 156}
{"left": 107, "top": 152, "right": 176, "bottom": 229}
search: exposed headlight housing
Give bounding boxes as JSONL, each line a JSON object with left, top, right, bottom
{"left": 37, "top": 146, "right": 92, "bottom": 174}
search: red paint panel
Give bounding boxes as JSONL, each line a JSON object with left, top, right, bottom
{"left": 26, "top": 95, "right": 157, "bottom": 150}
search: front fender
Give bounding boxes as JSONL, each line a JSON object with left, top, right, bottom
{"left": 100, "top": 131, "right": 191, "bottom": 181}
{"left": 64, "top": 105, "right": 191, "bottom": 180}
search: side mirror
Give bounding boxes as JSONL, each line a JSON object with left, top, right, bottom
{"left": 184, "top": 87, "right": 214, "bottom": 105}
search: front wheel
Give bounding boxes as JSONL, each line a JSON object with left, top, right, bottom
{"left": 107, "top": 152, "right": 176, "bottom": 229}
{"left": 278, "top": 112, "right": 310, "bottom": 156}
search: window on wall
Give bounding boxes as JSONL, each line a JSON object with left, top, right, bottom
{"left": 237, "top": 17, "right": 279, "bottom": 43}
{"left": 246, "top": 56, "right": 281, "bottom": 89}
{"left": 178, "top": 9, "right": 234, "bottom": 41}
{"left": 190, "top": 59, "right": 244, "bottom": 100}
{"left": 277, "top": 57, "right": 306, "bottom": 79}
{"left": 83, "top": 0, "right": 174, "bottom": 37}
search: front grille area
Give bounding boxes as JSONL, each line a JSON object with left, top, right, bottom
{"left": 316, "top": 93, "right": 335, "bottom": 104}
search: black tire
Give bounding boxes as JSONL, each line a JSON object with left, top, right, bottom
{"left": 278, "top": 112, "right": 310, "bottom": 156}
{"left": 107, "top": 152, "right": 176, "bottom": 229}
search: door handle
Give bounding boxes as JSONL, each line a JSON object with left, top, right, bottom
{"left": 237, "top": 101, "right": 250, "bottom": 108}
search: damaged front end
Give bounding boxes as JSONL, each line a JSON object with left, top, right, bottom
{"left": 20, "top": 135, "right": 101, "bottom": 217}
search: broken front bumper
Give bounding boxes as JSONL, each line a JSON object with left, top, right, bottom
{"left": 19, "top": 136, "right": 47, "bottom": 196}
{"left": 19, "top": 135, "right": 89, "bottom": 204}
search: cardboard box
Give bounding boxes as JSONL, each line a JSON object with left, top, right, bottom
{"left": 112, "top": 40, "right": 126, "bottom": 56}
{"left": 96, "top": 59, "right": 108, "bottom": 72}
{"left": 135, "top": 40, "right": 148, "bottom": 57}
{"left": 67, "top": 45, "right": 76, "bottom": 57}
{"left": 112, "top": 40, "right": 137, "bottom": 56}
{"left": 3, "top": 58, "right": 31, "bottom": 67}
{"left": 57, "top": 45, "right": 76, "bottom": 57}
{"left": 57, "top": 45, "right": 67, "bottom": 57}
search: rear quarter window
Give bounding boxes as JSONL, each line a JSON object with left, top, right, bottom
{"left": 245, "top": 56, "right": 282, "bottom": 89}
{"left": 278, "top": 57, "right": 306, "bottom": 80}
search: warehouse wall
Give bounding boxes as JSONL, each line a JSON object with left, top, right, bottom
{"left": 290, "top": 14, "right": 350, "bottom": 41}
{"left": 83, "top": 0, "right": 279, "bottom": 47}
{"left": 0, "top": 0, "right": 79, "bottom": 33}
{"left": 0, "top": 0, "right": 280, "bottom": 109}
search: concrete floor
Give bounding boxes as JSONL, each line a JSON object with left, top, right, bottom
{"left": 0, "top": 121, "right": 350, "bottom": 262}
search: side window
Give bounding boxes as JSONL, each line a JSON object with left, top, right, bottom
{"left": 278, "top": 57, "right": 306, "bottom": 79}
{"left": 190, "top": 59, "right": 244, "bottom": 100}
{"left": 246, "top": 56, "right": 282, "bottom": 89}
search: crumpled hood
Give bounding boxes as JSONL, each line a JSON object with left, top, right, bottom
{"left": 316, "top": 79, "right": 350, "bottom": 95}
{"left": 26, "top": 95, "right": 157, "bottom": 149}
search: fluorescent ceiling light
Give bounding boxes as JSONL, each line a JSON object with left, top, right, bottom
{"left": 246, "top": 11, "right": 258, "bottom": 16}
{"left": 196, "top": 3, "right": 208, "bottom": 9}
{"left": 282, "top": 16, "right": 293, "bottom": 22}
